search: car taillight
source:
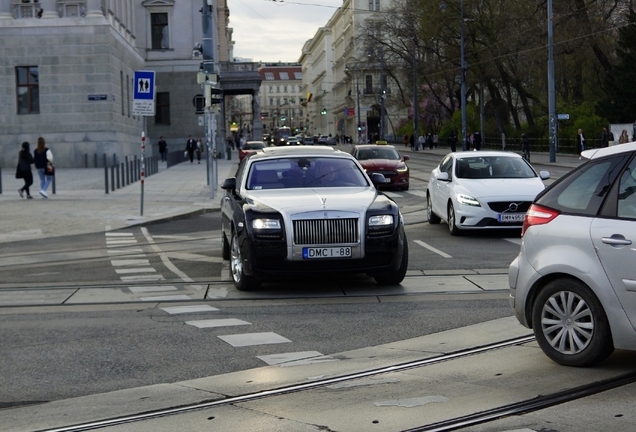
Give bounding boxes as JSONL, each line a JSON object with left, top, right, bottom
{"left": 521, "top": 204, "right": 560, "bottom": 237}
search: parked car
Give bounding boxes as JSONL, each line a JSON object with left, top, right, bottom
{"left": 239, "top": 141, "right": 265, "bottom": 162}
{"left": 317, "top": 135, "right": 328, "bottom": 144}
{"left": 426, "top": 151, "right": 550, "bottom": 235}
{"left": 220, "top": 146, "right": 408, "bottom": 290}
{"left": 326, "top": 136, "right": 337, "bottom": 145}
{"left": 302, "top": 136, "right": 315, "bottom": 145}
{"left": 351, "top": 144, "right": 410, "bottom": 191}
{"left": 510, "top": 142, "right": 636, "bottom": 366}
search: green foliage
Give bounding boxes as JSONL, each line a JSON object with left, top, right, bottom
{"left": 558, "top": 102, "right": 608, "bottom": 139}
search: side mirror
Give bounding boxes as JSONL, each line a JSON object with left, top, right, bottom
{"left": 539, "top": 171, "right": 550, "bottom": 180}
{"left": 403, "top": 155, "right": 410, "bottom": 161}
{"left": 435, "top": 172, "right": 450, "bottom": 181}
{"left": 221, "top": 177, "right": 236, "bottom": 190}
{"left": 371, "top": 172, "right": 387, "bottom": 185}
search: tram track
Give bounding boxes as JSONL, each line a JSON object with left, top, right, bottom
{"left": 34, "top": 333, "right": 636, "bottom": 432}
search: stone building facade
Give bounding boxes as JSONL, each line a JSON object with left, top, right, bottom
{"left": 0, "top": 0, "right": 231, "bottom": 168}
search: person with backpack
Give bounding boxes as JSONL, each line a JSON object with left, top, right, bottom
{"left": 16, "top": 142, "right": 34, "bottom": 199}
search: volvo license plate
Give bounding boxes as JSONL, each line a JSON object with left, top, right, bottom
{"left": 303, "top": 247, "right": 352, "bottom": 259}
{"left": 498, "top": 213, "right": 525, "bottom": 222}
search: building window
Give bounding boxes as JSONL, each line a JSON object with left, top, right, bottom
{"left": 16, "top": 66, "right": 39, "bottom": 114}
{"left": 264, "top": 72, "right": 275, "bottom": 80}
{"left": 365, "top": 75, "right": 373, "bottom": 94}
{"left": 284, "top": 86, "right": 288, "bottom": 93}
{"left": 279, "top": 72, "right": 289, "bottom": 80}
{"left": 151, "top": 13, "right": 169, "bottom": 49}
{"left": 368, "top": 0, "right": 380, "bottom": 10}
{"left": 294, "top": 72, "right": 302, "bottom": 80}
{"left": 277, "top": 97, "right": 281, "bottom": 106}
{"left": 155, "top": 92, "right": 170, "bottom": 124}
{"left": 269, "top": 97, "right": 274, "bottom": 105}
{"left": 276, "top": 86, "right": 280, "bottom": 93}
{"left": 269, "top": 86, "right": 273, "bottom": 93}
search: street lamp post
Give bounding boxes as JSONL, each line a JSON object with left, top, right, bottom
{"left": 413, "top": 38, "right": 418, "bottom": 149}
{"left": 345, "top": 58, "right": 363, "bottom": 144}
{"left": 441, "top": 0, "right": 467, "bottom": 151}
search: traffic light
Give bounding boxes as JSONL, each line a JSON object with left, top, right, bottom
{"left": 205, "top": 86, "right": 223, "bottom": 108}
{"left": 357, "top": 123, "right": 362, "bottom": 131}
{"left": 321, "top": 108, "right": 327, "bottom": 115}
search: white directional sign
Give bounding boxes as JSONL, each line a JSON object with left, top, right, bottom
{"left": 133, "top": 70, "right": 155, "bottom": 116}
{"left": 557, "top": 113, "right": 569, "bottom": 120}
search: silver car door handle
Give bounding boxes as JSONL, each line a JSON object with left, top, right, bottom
{"left": 602, "top": 235, "right": 632, "bottom": 246}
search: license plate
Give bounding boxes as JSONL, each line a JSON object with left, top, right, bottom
{"left": 303, "top": 247, "right": 352, "bottom": 259}
{"left": 498, "top": 213, "right": 525, "bottom": 222}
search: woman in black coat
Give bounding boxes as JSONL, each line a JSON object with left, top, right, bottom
{"left": 17, "top": 142, "right": 34, "bottom": 199}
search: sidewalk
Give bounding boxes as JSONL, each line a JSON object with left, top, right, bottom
{"left": 0, "top": 154, "right": 238, "bottom": 244}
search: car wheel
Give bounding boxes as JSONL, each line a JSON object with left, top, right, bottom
{"left": 427, "top": 193, "right": 441, "bottom": 224}
{"left": 532, "top": 278, "right": 614, "bottom": 367}
{"left": 221, "top": 231, "right": 230, "bottom": 260}
{"left": 448, "top": 202, "right": 461, "bottom": 236}
{"left": 230, "top": 230, "right": 261, "bottom": 291}
{"left": 374, "top": 235, "right": 408, "bottom": 285}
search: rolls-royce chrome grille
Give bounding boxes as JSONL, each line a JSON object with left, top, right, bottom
{"left": 293, "top": 218, "right": 359, "bottom": 245}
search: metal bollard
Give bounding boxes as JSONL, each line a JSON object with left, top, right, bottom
{"left": 116, "top": 164, "right": 120, "bottom": 189}
{"left": 0, "top": 167, "right": 2, "bottom": 194}
{"left": 111, "top": 165, "right": 115, "bottom": 192}
{"left": 85, "top": 153, "right": 88, "bottom": 168}
{"left": 94, "top": 153, "right": 98, "bottom": 168}
{"left": 134, "top": 156, "right": 138, "bottom": 181}
{"left": 113, "top": 153, "right": 117, "bottom": 166}
{"left": 125, "top": 156, "right": 129, "bottom": 185}
{"left": 103, "top": 153, "right": 107, "bottom": 169}
{"left": 104, "top": 165, "right": 109, "bottom": 194}
{"left": 121, "top": 162, "right": 125, "bottom": 186}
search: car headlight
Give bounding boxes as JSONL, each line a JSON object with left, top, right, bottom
{"left": 369, "top": 215, "right": 394, "bottom": 226}
{"left": 397, "top": 164, "right": 408, "bottom": 172}
{"left": 456, "top": 193, "right": 481, "bottom": 207}
{"left": 252, "top": 219, "right": 281, "bottom": 229}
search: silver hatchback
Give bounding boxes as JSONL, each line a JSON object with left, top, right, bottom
{"left": 510, "top": 141, "right": 636, "bottom": 366}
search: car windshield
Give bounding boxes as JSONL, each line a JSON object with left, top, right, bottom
{"left": 246, "top": 157, "right": 369, "bottom": 190}
{"left": 356, "top": 147, "right": 400, "bottom": 161}
{"left": 455, "top": 156, "right": 536, "bottom": 179}
{"left": 242, "top": 143, "right": 265, "bottom": 150}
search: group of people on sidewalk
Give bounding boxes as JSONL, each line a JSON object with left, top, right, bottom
{"left": 15, "top": 136, "right": 53, "bottom": 199}
{"left": 155, "top": 135, "right": 205, "bottom": 164}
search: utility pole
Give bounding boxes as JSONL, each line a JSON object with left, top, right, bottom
{"left": 547, "top": 0, "right": 557, "bottom": 162}
{"left": 201, "top": 0, "right": 218, "bottom": 198}
{"left": 413, "top": 38, "right": 418, "bottom": 149}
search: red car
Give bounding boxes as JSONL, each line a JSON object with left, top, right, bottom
{"left": 351, "top": 144, "right": 410, "bottom": 190}
{"left": 239, "top": 141, "right": 265, "bottom": 162}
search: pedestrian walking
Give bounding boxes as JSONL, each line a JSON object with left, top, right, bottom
{"left": 619, "top": 129, "right": 630, "bottom": 144}
{"left": 185, "top": 135, "right": 197, "bottom": 163}
{"left": 403, "top": 134, "right": 409, "bottom": 148}
{"left": 196, "top": 137, "right": 202, "bottom": 164}
{"left": 433, "top": 133, "right": 439, "bottom": 149}
{"left": 33, "top": 137, "right": 53, "bottom": 198}
{"left": 521, "top": 133, "right": 531, "bottom": 162}
{"left": 577, "top": 129, "right": 586, "bottom": 158}
{"left": 448, "top": 131, "right": 458, "bottom": 152}
{"left": 418, "top": 133, "right": 425, "bottom": 151}
{"left": 16, "top": 142, "right": 34, "bottom": 199}
{"left": 600, "top": 127, "right": 610, "bottom": 148}
{"left": 158, "top": 136, "right": 167, "bottom": 162}
{"left": 473, "top": 131, "right": 482, "bottom": 151}
{"left": 426, "top": 132, "right": 433, "bottom": 150}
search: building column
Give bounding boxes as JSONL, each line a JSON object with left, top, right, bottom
{"left": 86, "top": 0, "right": 104, "bottom": 18}
{"left": 39, "top": 0, "right": 58, "bottom": 19}
{"left": 0, "top": 0, "right": 13, "bottom": 20}
{"left": 252, "top": 90, "right": 263, "bottom": 141}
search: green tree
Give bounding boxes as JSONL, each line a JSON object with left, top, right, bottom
{"left": 597, "top": 8, "right": 636, "bottom": 123}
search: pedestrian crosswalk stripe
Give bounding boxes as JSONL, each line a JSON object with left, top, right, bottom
{"left": 218, "top": 332, "right": 292, "bottom": 347}
{"left": 105, "top": 233, "right": 134, "bottom": 237}
{"left": 406, "top": 190, "right": 427, "bottom": 197}
{"left": 186, "top": 318, "right": 251, "bottom": 328}
{"left": 129, "top": 286, "right": 177, "bottom": 293}
{"left": 111, "top": 259, "right": 151, "bottom": 266}
{"left": 503, "top": 238, "right": 522, "bottom": 245}
{"left": 160, "top": 305, "right": 219, "bottom": 314}
{"left": 120, "top": 274, "right": 165, "bottom": 281}
{"left": 414, "top": 240, "right": 453, "bottom": 258}
{"left": 383, "top": 191, "right": 403, "bottom": 198}
{"left": 115, "top": 268, "right": 157, "bottom": 274}
{"left": 140, "top": 294, "right": 192, "bottom": 301}
{"left": 107, "top": 248, "right": 144, "bottom": 254}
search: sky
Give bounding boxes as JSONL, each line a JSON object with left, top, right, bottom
{"left": 228, "top": 0, "right": 343, "bottom": 63}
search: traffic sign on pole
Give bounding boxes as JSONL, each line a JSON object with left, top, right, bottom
{"left": 133, "top": 71, "right": 155, "bottom": 116}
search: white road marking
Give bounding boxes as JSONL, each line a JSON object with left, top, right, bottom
{"left": 105, "top": 233, "right": 134, "bottom": 237}
{"left": 139, "top": 295, "right": 192, "bottom": 301}
{"left": 141, "top": 227, "right": 195, "bottom": 283}
{"left": 503, "top": 238, "right": 522, "bottom": 245}
{"left": 107, "top": 241, "right": 138, "bottom": 246}
{"left": 406, "top": 190, "right": 427, "bottom": 197}
{"left": 186, "top": 318, "right": 251, "bottom": 328}
{"left": 218, "top": 332, "right": 292, "bottom": 347}
{"left": 165, "top": 252, "right": 224, "bottom": 263}
{"left": 120, "top": 274, "right": 165, "bottom": 282}
{"left": 111, "top": 259, "right": 151, "bottom": 266}
{"left": 107, "top": 248, "right": 144, "bottom": 254}
{"left": 414, "top": 240, "right": 453, "bottom": 258}
{"left": 129, "top": 286, "right": 177, "bottom": 293}
{"left": 160, "top": 305, "right": 219, "bottom": 314}
{"left": 115, "top": 268, "right": 157, "bottom": 274}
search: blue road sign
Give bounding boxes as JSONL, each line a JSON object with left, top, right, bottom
{"left": 133, "top": 71, "right": 155, "bottom": 101}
